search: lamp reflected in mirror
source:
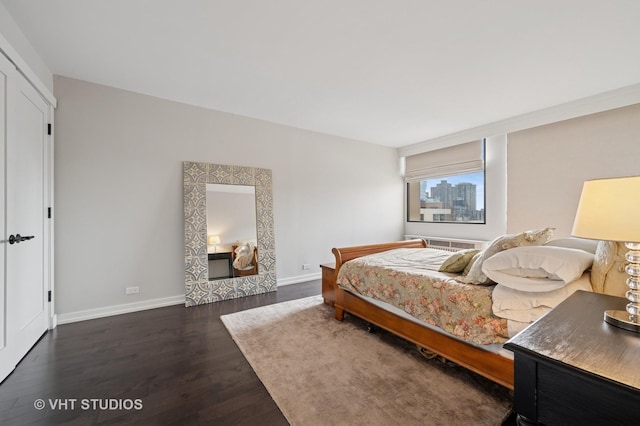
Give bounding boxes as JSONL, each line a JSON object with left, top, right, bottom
{"left": 208, "top": 235, "right": 221, "bottom": 253}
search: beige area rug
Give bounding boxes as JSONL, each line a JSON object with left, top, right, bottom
{"left": 221, "top": 296, "right": 512, "bottom": 426}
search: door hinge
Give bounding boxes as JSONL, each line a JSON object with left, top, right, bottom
{"left": 48, "top": 207, "right": 52, "bottom": 219}
{"left": 47, "top": 123, "right": 52, "bottom": 135}
{"left": 48, "top": 291, "right": 52, "bottom": 302}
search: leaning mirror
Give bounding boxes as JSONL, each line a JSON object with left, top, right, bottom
{"left": 184, "top": 162, "right": 276, "bottom": 306}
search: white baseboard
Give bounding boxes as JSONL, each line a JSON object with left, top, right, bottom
{"left": 57, "top": 276, "right": 319, "bottom": 324}
{"left": 57, "top": 295, "right": 185, "bottom": 325}
{"left": 277, "top": 272, "right": 321, "bottom": 286}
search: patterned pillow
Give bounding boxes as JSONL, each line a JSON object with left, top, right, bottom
{"left": 591, "top": 241, "right": 628, "bottom": 297}
{"left": 439, "top": 249, "right": 480, "bottom": 273}
{"left": 458, "top": 227, "right": 556, "bottom": 285}
{"left": 463, "top": 252, "right": 481, "bottom": 276}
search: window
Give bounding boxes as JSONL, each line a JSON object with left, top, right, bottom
{"left": 405, "top": 140, "right": 485, "bottom": 224}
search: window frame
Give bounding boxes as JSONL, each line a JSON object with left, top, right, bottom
{"left": 405, "top": 140, "right": 486, "bottom": 224}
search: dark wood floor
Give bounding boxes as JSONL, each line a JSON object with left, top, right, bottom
{"left": 0, "top": 281, "right": 320, "bottom": 425}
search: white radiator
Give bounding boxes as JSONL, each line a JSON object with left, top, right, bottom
{"left": 404, "top": 235, "right": 488, "bottom": 252}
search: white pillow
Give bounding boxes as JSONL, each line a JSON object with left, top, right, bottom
{"left": 459, "top": 227, "right": 555, "bottom": 285}
{"left": 482, "top": 246, "right": 594, "bottom": 291}
{"left": 492, "top": 273, "right": 593, "bottom": 322}
{"left": 484, "top": 272, "right": 567, "bottom": 292}
{"left": 234, "top": 244, "right": 251, "bottom": 256}
{"left": 236, "top": 239, "right": 257, "bottom": 248}
{"left": 544, "top": 238, "right": 598, "bottom": 254}
{"left": 496, "top": 304, "right": 552, "bottom": 323}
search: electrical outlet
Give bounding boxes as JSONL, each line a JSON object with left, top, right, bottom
{"left": 125, "top": 286, "right": 139, "bottom": 295}
{"left": 302, "top": 264, "right": 311, "bottom": 270}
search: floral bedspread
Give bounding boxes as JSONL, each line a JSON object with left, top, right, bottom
{"left": 336, "top": 248, "right": 509, "bottom": 344}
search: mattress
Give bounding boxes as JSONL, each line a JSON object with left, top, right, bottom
{"left": 345, "top": 289, "right": 514, "bottom": 359}
{"left": 337, "top": 248, "right": 509, "bottom": 345}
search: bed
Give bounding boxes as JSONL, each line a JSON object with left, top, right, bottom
{"left": 329, "top": 231, "right": 599, "bottom": 390}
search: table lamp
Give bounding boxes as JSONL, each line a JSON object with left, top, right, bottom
{"left": 572, "top": 176, "right": 640, "bottom": 332}
{"left": 208, "top": 235, "right": 221, "bottom": 253}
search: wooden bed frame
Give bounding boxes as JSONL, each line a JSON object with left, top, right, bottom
{"left": 330, "top": 239, "right": 514, "bottom": 389}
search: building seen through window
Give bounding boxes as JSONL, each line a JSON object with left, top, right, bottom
{"left": 407, "top": 171, "right": 485, "bottom": 223}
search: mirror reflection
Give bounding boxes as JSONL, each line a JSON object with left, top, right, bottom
{"left": 206, "top": 184, "right": 258, "bottom": 280}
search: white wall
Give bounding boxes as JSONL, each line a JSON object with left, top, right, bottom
{"left": 0, "top": 2, "right": 53, "bottom": 97}
{"left": 206, "top": 188, "right": 257, "bottom": 253}
{"left": 53, "top": 76, "right": 403, "bottom": 316}
{"left": 507, "top": 103, "right": 640, "bottom": 237}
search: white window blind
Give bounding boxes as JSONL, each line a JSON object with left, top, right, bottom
{"left": 404, "top": 140, "right": 484, "bottom": 182}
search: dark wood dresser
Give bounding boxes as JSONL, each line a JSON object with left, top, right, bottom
{"left": 504, "top": 290, "right": 640, "bottom": 425}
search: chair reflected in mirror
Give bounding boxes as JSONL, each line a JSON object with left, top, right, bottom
{"left": 232, "top": 243, "right": 258, "bottom": 277}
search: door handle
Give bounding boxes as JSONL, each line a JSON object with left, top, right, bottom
{"left": 8, "top": 234, "right": 35, "bottom": 244}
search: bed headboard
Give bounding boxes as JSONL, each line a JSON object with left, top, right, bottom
{"left": 332, "top": 239, "right": 427, "bottom": 270}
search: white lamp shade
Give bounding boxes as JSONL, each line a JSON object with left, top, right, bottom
{"left": 208, "top": 235, "right": 221, "bottom": 245}
{"left": 572, "top": 176, "right": 640, "bottom": 243}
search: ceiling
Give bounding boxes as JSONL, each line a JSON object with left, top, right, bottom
{"left": 3, "top": 0, "right": 640, "bottom": 148}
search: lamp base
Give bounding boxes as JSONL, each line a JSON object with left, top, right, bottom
{"left": 604, "top": 310, "right": 640, "bottom": 333}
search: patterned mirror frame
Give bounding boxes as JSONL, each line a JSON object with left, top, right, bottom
{"left": 183, "top": 161, "right": 276, "bottom": 306}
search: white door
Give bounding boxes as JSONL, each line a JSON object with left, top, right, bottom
{"left": 0, "top": 55, "right": 49, "bottom": 383}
